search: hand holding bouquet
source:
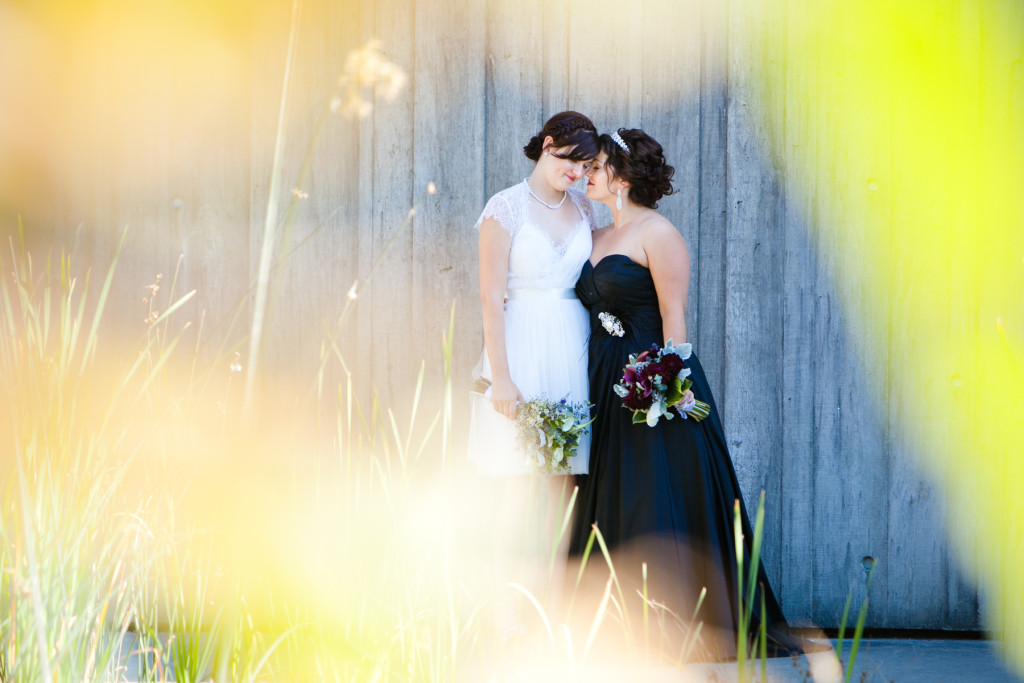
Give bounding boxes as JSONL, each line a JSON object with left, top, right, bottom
{"left": 613, "top": 340, "right": 711, "bottom": 426}
{"left": 515, "top": 397, "right": 593, "bottom": 474}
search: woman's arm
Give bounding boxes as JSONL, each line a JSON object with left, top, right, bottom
{"left": 644, "top": 217, "right": 691, "bottom": 345}
{"left": 478, "top": 216, "right": 523, "bottom": 419}
{"left": 645, "top": 217, "right": 695, "bottom": 408}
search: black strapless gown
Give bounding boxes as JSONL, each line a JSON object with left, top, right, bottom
{"left": 569, "top": 255, "right": 802, "bottom": 661}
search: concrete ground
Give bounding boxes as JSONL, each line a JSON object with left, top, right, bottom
{"left": 117, "top": 635, "right": 1022, "bottom": 681}
{"left": 679, "top": 639, "right": 1024, "bottom": 682}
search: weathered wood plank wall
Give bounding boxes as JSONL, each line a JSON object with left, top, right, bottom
{"left": 42, "top": 2, "right": 253, "bottom": 358}
{"left": 31, "top": 0, "right": 1004, "bottom": 630}
{"left": 247, "top": 0, "right": 984, "bottom": 631}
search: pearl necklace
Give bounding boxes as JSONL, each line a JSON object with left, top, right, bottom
{"left": 524, "top": 179, "right": 567, "bottom": 210}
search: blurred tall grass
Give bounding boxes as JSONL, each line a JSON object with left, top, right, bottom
{"left": 0, "top": 219, "right": 492, "bottom": 680}
{"left": 1, "top": 220, "right": 874, "bottom": 681}
{"left": 0, "top": 223, "right": 674, "bottom": 681}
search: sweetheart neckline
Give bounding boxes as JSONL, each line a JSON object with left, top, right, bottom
{"left": 586, "top": 253, "right": 647, "bottom": 270}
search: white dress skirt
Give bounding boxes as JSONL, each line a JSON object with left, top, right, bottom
{"left": 467, "top": 182, "right": 595, "bottom": 476}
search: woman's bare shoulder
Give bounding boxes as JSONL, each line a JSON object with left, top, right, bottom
{"left": 639, "top": 212, "right": 683, "bottom": 243}
{"left": 639, "top": 212, "right": 689, "bottom": 268}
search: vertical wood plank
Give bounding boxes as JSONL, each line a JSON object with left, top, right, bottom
{"left": 485, "top": 0, "right": 544, "bottom": 199}
{"left": 566, "top": 0, "right": 643, "bottom": 133}
{"left": 803, "top": 2, "right": 892, "bottom": 627}
{"left": 357, "top": 0, "right": 416, "bottom": 411}
{"left": 725, "top": 0, "right": 787, "bottom": 586}
{"left": 303, "top": 0, "right": 363, "bottom": 384}
{"left": 413, "top": 0, "right": 487, "bottom": 405}
{"left": 542, "top": 0, "right": 570, "bottom": 116}
{"left": 778, "top": 0, "right": 818, "bottom": 623}
{"left": 695, "top": 0, "right": 729, "bottom": 399}
{"left": 251, "top": 0, "right": 363, "bottom": 389}
{"left": 563, "top": 0, "right": 644, "bottom": 230}
{"left": 640, "top": 0, "right": 703, "bottom": 341}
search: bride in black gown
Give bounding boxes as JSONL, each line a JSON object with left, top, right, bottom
{"left": 568, "top": 128, "right": 803, "bottom": 661}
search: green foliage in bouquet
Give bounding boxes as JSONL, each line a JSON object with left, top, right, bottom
{"left": 633, "top": 374, "right": 706, "bottom": 424}
{"left": 515, "top": 398, "right": 593, "bottom": 474}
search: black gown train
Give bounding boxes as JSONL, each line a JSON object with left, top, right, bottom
{"left": 568, "top": 254, "right": 803, "bottom": 661}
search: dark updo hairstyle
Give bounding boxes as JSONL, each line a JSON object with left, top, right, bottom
{"left": 523, "top": 111, "right": 600, "bottom": 163}
{"left": 599, "top": 128, "right": 675, "bottom": 209}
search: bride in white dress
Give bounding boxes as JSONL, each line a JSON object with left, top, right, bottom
{"left": 468, "top": 110, "right": 598, "bottom": 476}
{"left": 468, "top": 111, "right": 599, "bottom": 633}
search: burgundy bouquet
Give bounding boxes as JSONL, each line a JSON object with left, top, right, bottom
{"left": 613, "top": 340, "right": 711, "bottom": 426}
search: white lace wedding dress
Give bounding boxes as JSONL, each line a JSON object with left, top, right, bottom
{"left": 468, "top": 180, "right": 595, "bottom": 476}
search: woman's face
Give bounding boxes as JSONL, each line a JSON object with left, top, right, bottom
{"left": 544, "top": 144, "right": 592, "bottom": 191}
{"left": 585, "top": 151, "right": 615, "bottom": 202}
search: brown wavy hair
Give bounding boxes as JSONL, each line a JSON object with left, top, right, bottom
{"left": 599, "top": 128, "right": 675, "bottom": 208}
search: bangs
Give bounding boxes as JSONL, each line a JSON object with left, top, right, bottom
{"left": 550, "top": 128, "right": 600, "bottom": 162}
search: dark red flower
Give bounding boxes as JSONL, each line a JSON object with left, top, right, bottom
{"left": 623, "top": 388, "right": 654, "bottom": 411}
{"left": 640, "top": 360, "right": 665, "bottom": 383}
{"left": 620, "top": 366, "right": 655, "bottom": 410}
{"left": 659, "top": 352, "right": 685, "bottom": 380}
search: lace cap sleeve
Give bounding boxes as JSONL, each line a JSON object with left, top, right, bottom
{"left": 474, "top": 191, "right": 519, "bottom": 236}
{"left": 569, "top": 188, "right": 598, "bottom": 231}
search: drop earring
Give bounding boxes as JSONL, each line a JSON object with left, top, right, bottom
{"left": 616, "top": 188, "right": 622, "bottom": 211}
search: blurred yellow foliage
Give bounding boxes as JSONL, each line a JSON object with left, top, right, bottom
{"left": 742, "top": 0, "right": 1023, "bottom": 671}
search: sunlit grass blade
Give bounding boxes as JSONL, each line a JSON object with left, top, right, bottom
{"left": 387, "top": 409, "right": 408, "bottom": 476}
{"left": 247, "top": 623, "right": 306, "bottom": 681}
{"left": 582, "top": 575, "right": 614, "bottom": 661}
{"left": 566, "top": 525, "right": 599, "bottom": 619}
{"left": 677, "top": 588, "right": 707, "bottom": 664}
{"left": 507, "top": 583, "right": 555, "bottom": 643}
{"left": 244, "top": 0, "right": 301, "bottom": 418}
{"left": 642, "top": 562, "right": 649, "bottom": 650}
{"left": 844, "top": 559, "right": 876, "bottom": 683}
{"left": 590, "top": 524, "right": 631, "bottom": 633}
{"left": 835, "top": 592, "right": 852, "bottom": 660}
{"left": 410, "top": 413, "right": 441, "bottom": 466}
{"left": 406, "top": 360, "right": 426, "bottom": 456}
{"left": 734, "top": 499, "right": 747, "bottom": 678}
{"left": 80, "top": 226, "right": 126, "bottom": 373}
{"left": 441, "top": 301, "right": 455, "bottom": 468}
{"left": 151, "top": 289, "right": 196, "bottom": 328}
{"left": 760, "top": 590, "right": 768, "bottom": 682}
{"left": 10, "top": 431, "right": 54, "bottom": 683}
{"left": 548, "top": 484, "right": 578, "bottom": 580}
{"left": 746, "top": 493, "right": 766, "bottom": 611}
